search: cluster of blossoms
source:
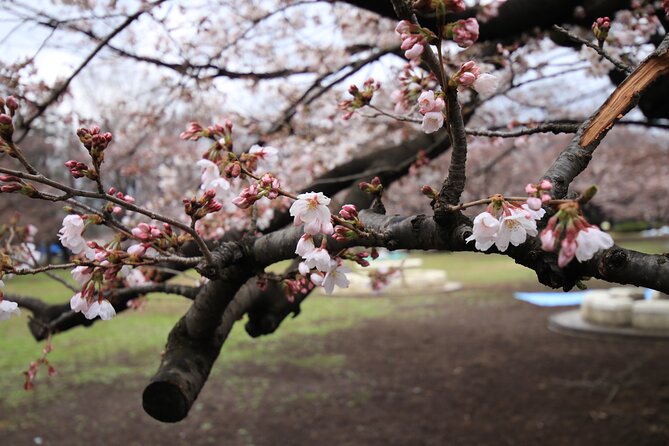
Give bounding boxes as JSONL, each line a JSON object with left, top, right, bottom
{"left": 525, "top": 179, "right": 552, "bottom": 211}
{"left": 396, "top": 20, "right": 433, "bottom": 61}
{"left": 76, "top": 125, "right": 112, "bottom": 171}
{"left": 339, "top": 78, "right": 381, "bottom": 120}
{"left": 57, "top": 214, "right": 166, "bottom": 321}
{"left": 466, "top": 195, "right": 544, "bottom": 252}
{"left": 0, "top": 95, "right": 19, "bottom": 141}
{"left": 232, "top": 173, "right": 281, "bottom": 209}
{"left": 184, "top": 189, "right": 223, "bottom": 222}
{"left": 467, "top": 180, "right": 615, "bottom": 268}
{"left": 105, "top": 187, "right": 135, "bottom": 215}
{"left": 187, "top": 121, "right": 279, "bottom": 213}
{"left": 289, "top": 192, "right": 351, "bottom": 295}
{"left": 417, "top": 90, "right": 446, "bottom": 134}
{"left": 333, "top": 205, "right": 365, "bottom": 242}
{"left": 391, "top": 64, "right": 437, "bottom": 115}
{"left": 451, "top": 61, "right": 499, "bottom": 98}
{"left": 180, "top": 120, "right": 234, "bottom": 153}
{"left": 0, "top": 173, "right": 34, "bottom": 196}
{"left": 592, "top": 16, "right": 611, "bottom": 46}
{"left": 540, "top": 202, "right": 614, "bottom": 268}
{"left": 443, "top": 18, "right": 480, "bottom": 48}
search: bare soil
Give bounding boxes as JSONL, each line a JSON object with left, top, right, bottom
{"left": 2, "top": 295, "right": 669, "bottom": 446}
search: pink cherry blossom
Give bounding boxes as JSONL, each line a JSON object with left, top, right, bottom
{"left": 455, "top": 61, "right": 480, "bottom": 87}
{"left": 452, "top": 18, "right": 479, "bottom": 48}
{"left": 417, "top": 90, "right": 436, "bottom": 113}
{"left": 558, "top": 236, "right": 577, "bottom": 268}
{"left": 404, "top": 42, "right": 425, "bottom": 60}
{"left": 395, "top": 20, "right": 412, "bottom": 35}
{"left": 295, "top": 234, "right": 316, "bottom": 257}
{"left": 421, "top": 111, "right": 444, "bottom": 134}
{"left": 289, "top": 192, "right": 333, "bottom": 235}
{"left": 197, "top": 159, "right": 229, "bottom": 197}
{"left": 540, "top": 230, "right": 556, "bottom": 252}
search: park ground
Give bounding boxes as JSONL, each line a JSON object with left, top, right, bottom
{"left": 1, "top": 238, "right": 668, "bottom": 446}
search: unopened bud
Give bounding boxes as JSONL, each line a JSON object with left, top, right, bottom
{"left": 579, "top": 185, "right": 598, "bottom": 204}
{"left": 5, "top": 96, "right": 19, "bottom": 112}
{"left": 421, "top": 185, "right": 438, "bottom": 199}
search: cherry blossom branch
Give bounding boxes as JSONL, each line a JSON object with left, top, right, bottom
{"left": 265, "top": 48, "right": 395, "bottom": 136}
{"left": 3, "top": 139, "right": 39, "bottom": 174}
{"left": 0, "top": 166, "right": 214, "bottom": 265}
{"left": 553, "top": 25, "right": 632, "bottom": 74}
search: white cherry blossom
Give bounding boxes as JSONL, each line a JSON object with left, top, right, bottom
{"left": 495, "top": 208, "right": 537, "bottom": 252}
{"left": 472, "top": 73, "right": 498, "bottom": 98}
{"left": 71, "top": 266, "right": 92, "bottom": 286}
{"left": 575, "top": 227, "right": 614, "bottom": 262}
{"left": 289, "top": 192, "right": 333, "bottom": 235}
{"left": 58, "top": 214, "right": 88, "bottom": 254}
{"left": 0, "top": 299, "right": 20, "bottom": 320}
{"left": 322, "top": 260, "right": 351, "bottom": 295}
{"left": 465, "top": 212, "right": 499, "bottom": 251}
{"left": 304, "top": 247, "right": 332, "bottom": 272}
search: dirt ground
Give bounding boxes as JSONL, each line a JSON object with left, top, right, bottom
{"left": 2, "top": 294, "right": 669, "bottom": 446}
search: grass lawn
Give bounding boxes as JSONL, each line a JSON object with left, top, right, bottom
{"left": 1, "top": 236, "right": 666, "bottom": 408}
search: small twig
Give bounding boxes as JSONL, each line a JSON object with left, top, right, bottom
{"left": 465, "top": 123, "right": 579, "bottom": 138}
{"left": 0, "top": 165, "right": 215, "bottom": 265}
{"left": 553, "top": 25, "right": 632, "bottom": 74}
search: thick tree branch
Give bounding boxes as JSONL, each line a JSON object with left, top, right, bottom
{"left": 437, "top": 89, "right": 469, "bottom": 209}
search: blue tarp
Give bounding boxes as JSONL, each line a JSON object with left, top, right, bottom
{"left": 515, "top": 289, "right": 656, "bottom": 307}
{"left": 514, "top": 291, "right": 588, "bottom": 307}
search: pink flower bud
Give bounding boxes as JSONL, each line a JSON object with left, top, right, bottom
{"left": 540, "top": 179, "right": 553, "bottom": 190}
{"left": 526, "top": 197, "right": 542, "bottom": 211}
{"left": 5, "top": 96, "right": 19, "bottom": 111}
{"left": 395, "top": 20, "right": 412, "bottom": 35}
